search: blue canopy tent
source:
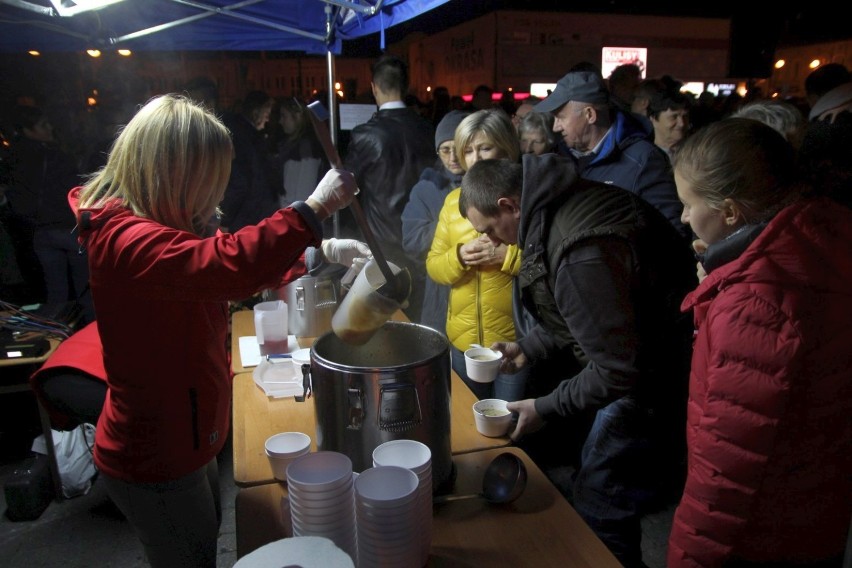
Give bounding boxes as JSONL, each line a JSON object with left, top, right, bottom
{"left": 0, "top": 0, "right": 449, "bottom": 53}
{"left": 0, "top": 0, "right": 451, "bottom": 133}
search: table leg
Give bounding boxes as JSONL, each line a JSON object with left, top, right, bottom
{"left": 35, "top": 399, "right": 63, "bottom": 502}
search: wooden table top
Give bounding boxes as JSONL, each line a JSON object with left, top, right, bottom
{"left": 229, "top": 310, "right": 511, "bottom": 487}
{"left": 234, "top": 446, "right": 621, "bottom": 567}
{"left": 231, "top": 368, "right": 510, "bottom": 486}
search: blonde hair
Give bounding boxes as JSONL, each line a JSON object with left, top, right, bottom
{"left": 79, "top": 94, "right": 233, "bottom": 235}
{"left": 454, "top": 109, "right": 520, "bottom": 170}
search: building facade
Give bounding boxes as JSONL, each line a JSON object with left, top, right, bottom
{"left": 406, "top": 11, "right": 733, "bottom": 100}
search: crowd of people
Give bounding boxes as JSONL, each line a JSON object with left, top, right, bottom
{"left": 1, "top": 54, "right": 850, "bottom": 568}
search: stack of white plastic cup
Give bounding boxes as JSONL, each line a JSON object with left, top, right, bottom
{"left": 286, "top": 451, "right": 358, "bottom": 565}
{"left": 371, "top": 439, "right": 433, "bottom": 566}
{"left": 354, "top": 465, "right": 421, "bottom": 568}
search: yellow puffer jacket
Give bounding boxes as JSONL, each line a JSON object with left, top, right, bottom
{"left": 426, "top": 188, "right": 521, "bottom": 351}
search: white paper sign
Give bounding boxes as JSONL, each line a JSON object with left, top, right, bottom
{"left": 339, "top": 103, "right": 377, "bottom": 130}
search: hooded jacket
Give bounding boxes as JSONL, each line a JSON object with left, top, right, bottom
{"left": 515, "top": 153, "right": 694, "bottom": 417}
{"left": 668, "top": 198, "right": 852, "bottom": 567}
{"left": 581, "top": 110, "right": 690, "bottom": 241}
{"left": 71, "top": 188, "right": 318, "bottom": 482}
{"left": 426, "top": 187, "right": 521, "bottom": 351}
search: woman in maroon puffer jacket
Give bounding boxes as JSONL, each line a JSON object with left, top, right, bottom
{"left": 668, "top": 118, "right": 852, "bottom": 567}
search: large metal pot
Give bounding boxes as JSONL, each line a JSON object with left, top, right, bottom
{"left": 275, "top": 275, "right": 338, "bottom": 338}
{"left": 310, "top": 321, "right": 452, "bottom": 493}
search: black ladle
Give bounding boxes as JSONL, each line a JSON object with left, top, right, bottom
{"left": 433, "top": 452, "right": 528, "bottom": 504}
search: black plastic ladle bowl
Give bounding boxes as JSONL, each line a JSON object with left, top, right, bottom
{"left": 434, "top": 452, "right": 528, "bottom": 504}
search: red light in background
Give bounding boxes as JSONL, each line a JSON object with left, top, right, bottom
{"left": 461, "top": 92, "right": 531, "bottom": 102}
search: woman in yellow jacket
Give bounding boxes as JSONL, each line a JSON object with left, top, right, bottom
{"left": 426, "top": 109, "right": 527, "bottom": 400}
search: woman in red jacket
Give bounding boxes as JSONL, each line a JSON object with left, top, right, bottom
{"left": 668, "top": 118, "right": 852, "bottom": 567}
{"left": 71, "top": 94, "right": 358, "bottom": 568}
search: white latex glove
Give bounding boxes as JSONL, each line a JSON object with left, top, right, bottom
{"left": 308, "top": 168, "right": 359, "bottom": 217}
{"left": 321, "top": 238, "right": 371, "bottom": 267}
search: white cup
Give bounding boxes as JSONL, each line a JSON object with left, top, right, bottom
{"left": 265, "top": 432, "right": 311, "bottom": 481}
{"left": 331, "top": 259, "right": 404, "bottom": 345}
{"left": 472, "top": 399, "right": 512, "bottom": 437}
{"left": 464, "top": 347, "right": 501, "bottom": 383}
{"left": 254, "top": 300, "right": 289, "bottom": 356}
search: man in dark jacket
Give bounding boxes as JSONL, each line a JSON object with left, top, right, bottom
{"left": 4, "top": 105, "right": 93, "bottom": 321}
{"left": 459, "top": 155, "right": 694, "bottom": 568}
{"left": 536, "top": 70, "right": 691, "bottom": 242}
{"left": 219, "top": 90, "right": 279, "bottom": 233}
{"left": 343, "top": 54, "right": 435, "bottom": 322}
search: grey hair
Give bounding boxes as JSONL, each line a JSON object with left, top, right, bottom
{"left": 732, "top": 100, "right": 806, "bottom": 148}
{"left": 517, "top": 111, "right": 558, "bottom": 150}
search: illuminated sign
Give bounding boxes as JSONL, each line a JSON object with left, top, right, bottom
{"left": 601, "top": 47, "right": 648, "bottom": 79}
{"left": 707, "top": 83, "right": 737, "bottom": 95}
{"left": 681, "top": 82, "right": 705, "bottom": 96}
{"left": 530, "top": 83, "right": 557, "bottom": 99}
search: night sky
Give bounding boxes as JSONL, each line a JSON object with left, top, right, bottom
{"left": 342, "top": 1, "right": 850, "bottom": 58}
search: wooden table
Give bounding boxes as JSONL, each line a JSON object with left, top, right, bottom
{"left": 229, "top": 309, "right": 511, "bottom": 487}
{"left": 234, "top": 446, "right": 621, "bottom": 567}
{"left": 0, "top": 336, "right": 59, "bottom": 369}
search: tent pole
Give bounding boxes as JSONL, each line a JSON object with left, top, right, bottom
{"left": 326, "top": 50, "right": 336, "bottom": 147}
{"left": 324, "top": 3, "right": 340, "bottom": 238}
{"left": 326, "top": 48, "right": 341, "bottom": 237}
{"left": 325, "top": 49, "right": 340, "bottom": 238}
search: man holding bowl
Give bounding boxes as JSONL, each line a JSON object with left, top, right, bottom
{"left": 458, "top": 155, "right": 693, "bottom": 568}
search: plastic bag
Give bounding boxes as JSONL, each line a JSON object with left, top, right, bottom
{"left": 31, "top": 423, "right": 97, "bottom": 498}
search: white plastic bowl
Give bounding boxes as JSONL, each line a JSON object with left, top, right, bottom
{"left": 265, "top": 431, "right": 311, "bottom": 457}
{"left": 264, "top": 432, "right": 311, "bottom": 481}
{"left": 287, "top": 451, "right": 353, "bottom": 492}
{"left": 371, "top": 439, "right": 432, "bottom": 473}
{"left": 354, "top": 466, "right": 419, "bottom": 508}
{"left": 472, "top": 399, "right": 512, "bottom": 437}
{"left": 464, "top": 347, "right": 501, "bottom": 383}
{"left": 291, "top": 347, "right": 311, "bottom": 366}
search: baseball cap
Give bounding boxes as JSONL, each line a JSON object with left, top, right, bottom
{"left": 535, "top": 71, "right": 610, "bottom": 113}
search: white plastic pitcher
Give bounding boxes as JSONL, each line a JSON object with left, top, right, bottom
{"left": 253, "top": 300, "right": 289, "bottom": 355}
{"left": 331, "top": 259, "right": 404, "bottom": 345}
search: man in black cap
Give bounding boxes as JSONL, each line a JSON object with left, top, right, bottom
{"left": 536, "top": 70, "right": 690, "bottom": 241}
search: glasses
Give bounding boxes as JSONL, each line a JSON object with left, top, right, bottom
{"left": 437, "top": 146, "right": 455, "bottom": 157}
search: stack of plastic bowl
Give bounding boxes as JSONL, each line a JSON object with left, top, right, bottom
{"left": 354, "top": 465, "right": 421, "bottom": 568}
{"left": 286, "top": 451, "right": 358, "bottom": 564}
{"left": 264, "top": 432, "right": 311, "bottom": 481}
{"left": 372, "top": 439, "right": 433, "bottom": 565}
